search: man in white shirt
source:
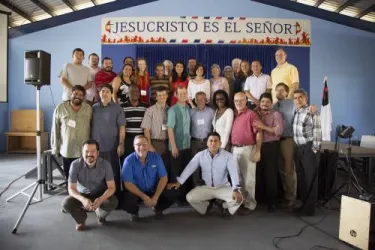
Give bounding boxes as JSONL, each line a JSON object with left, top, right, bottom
{"left": 244, "top": 60, "right": 272, "bottom": 110}
{"left": 168, "top": 132, "right": 242, "bottom": 218}
{"left": 59, "top": 48, "right": 93, "bottom": 101}
{"left": 87, "top": 53, "right": 101, "bottom": 105}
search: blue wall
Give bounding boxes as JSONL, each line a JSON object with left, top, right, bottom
{"left": 0, "top": 103, "right": 8, "bottom": 152}
{"left": 5, "top": 0, "right": 375, "bottom": 152}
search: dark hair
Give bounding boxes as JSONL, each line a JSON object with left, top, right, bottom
{"left": 72, "top": 48, "right": 84, "bottom": 56}
{"left": 194, "top": 63, "right": 205, "bottom": 76}
{"left": 212, "top": 90, "right": 230, "bottom": 109}
{"left": 251, "top": 60, "right": 262, "bottom": 67}
{"left": 155, "top": 86, "right": 169, "bottom": 94}
{"left": 293, "top": 88, "right": 308, "bottom": 97}
{"left": 88, "top": 53, "right": 99, "bottom": 60}
{"left": 122, "top": 63, "right": 134, "bottom": 71}
{"left": 238, "top": 60, "right": 252, "bottom": 79}
{"left": 98, "top": 83, "right": 113, "bottom": 93}
{"left": 101, "top": 56, "right": 112, "bottom": 64}
{"left": 188, "top": 57, "right": 196, "bottom": 61}
{"left": 176, "top": 84, "right": 187, "bottom": 94}
{"left": 71, "top": 85, "right": 86, "bottom": 96}
{"left": 83, "top": 139, "right": 99, "bottom": 151}
{"left": 275, "top": 82, "right": 289, "bottom": 93}
{"left": 259, "top": 92, "right": 273, "bottom": 103}
{"left": 172, "top": 61, "right": 188, "bottom": 82}
{"left": 207, "top": 131, "right": 221, "bottom": 141}
{"left": 128, "top": 83, "right": 140, "bottom": 92}
{"left": 276, "top": 47, "right": 287, "bottom": 55}
{"left": 123, "top": 56, "right": 134, "bottom": 66}
{"left": 155, "top": 63, "right": 165, "bottom": 70}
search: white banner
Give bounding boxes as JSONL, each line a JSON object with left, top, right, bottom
{"left": 101, "top": 16, "right": 311, "bottom": 47}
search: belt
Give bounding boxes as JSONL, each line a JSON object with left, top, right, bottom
{"left": 263, "top": 140, "right": 279, "bottom": 144}
{"left": 280, "top": 136, "right": 293, "bottom": 141}
{"left": 232, "top": 144, "right": 251, "bottom": 147}
{"left": 151, "top": 139, "right": 168, "bottom": 142}
{"left": 192, "top": 137, "right": 207, "bottom": 142}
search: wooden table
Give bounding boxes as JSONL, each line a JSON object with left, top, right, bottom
{"left": 321, "top": 141, "right": 375, "bottom": 187}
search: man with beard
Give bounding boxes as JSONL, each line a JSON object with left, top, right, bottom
{"left": 188, "top": 57, "right": 197, "bottom": 79}
{"left": 62, "top": 139, "right": 118, "bottom": 231}
{"left": 59, "top": 48, "right": 92, "bottom": 101}
{"left": 86, "top": 53, "right": 100, "bottom": 105}
{"left": 253, "top": 93, "right": 283, "bottom": 212}
{"left": 91, "top": 84, "right": 126, "bottom": 203}
{"left": 149, "top": 63, "right": 170, "bottom": 105}
{"left": 52, "top": 85, "right": 92, "bottom": 179}
{"left": 95, "top": 57, "right": 117, "bottom": 92}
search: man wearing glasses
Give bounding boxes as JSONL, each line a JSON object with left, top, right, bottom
{"left": 121, "top": 135, "right": 179, "bottom": 221}
{"left": 231, "top": 92, "right": 262, "bottom": 215}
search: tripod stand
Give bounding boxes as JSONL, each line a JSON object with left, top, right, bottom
{"left": 322, "top": 137, "right": 371, "bottom": 206}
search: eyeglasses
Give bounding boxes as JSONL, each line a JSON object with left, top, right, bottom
{"left": 134, "top": 142, "right": 148, "bottom": 147}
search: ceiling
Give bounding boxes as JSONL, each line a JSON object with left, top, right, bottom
{"left": 291, "top": 0, "right": 375, "bottom": 23}
{"left": 0, "top": 0, "right": 116, "bottom": 28}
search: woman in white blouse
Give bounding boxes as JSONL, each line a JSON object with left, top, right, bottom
{"left": 188, "top": 64, "right": 211, "bottom": 103}
{"left": 212, "top": 89, "right": 234, "bottom": 150}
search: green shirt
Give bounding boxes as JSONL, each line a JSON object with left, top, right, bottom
{"left": 167, "top": 102, "right": 191, "bottom": 150}
{"left": 51, "top": 101, "right": 92, "bottom": 158}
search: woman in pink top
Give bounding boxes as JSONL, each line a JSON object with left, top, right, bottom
{"left": 135, "top": 58, "right": 150, "bottom": 104}
{"left": 210, "top": 64, "right": 230, "bottom": 103}
{"left": 170, "top": 61, "right": 189, "bottom": 106}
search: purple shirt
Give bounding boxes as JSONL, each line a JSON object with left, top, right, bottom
{"left": 258, "top": 109, "right": 284, "bottom": 142}
{"left": 231, "top": 108, "right": 259, "bottom": 145}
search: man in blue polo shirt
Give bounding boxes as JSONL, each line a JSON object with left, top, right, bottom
{"left": 121, "top": 135, "right": 179, "bottom": 221}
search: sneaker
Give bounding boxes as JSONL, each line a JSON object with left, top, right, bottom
{"left": 130, "top": 213, "right": 140, "bottom": 222}
{"left": 75, "top": 223, "right": 85, "bottom": 231}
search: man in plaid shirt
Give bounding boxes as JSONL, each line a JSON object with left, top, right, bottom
{"left": 292, "top": 88, "right": 321, "bottom": 216}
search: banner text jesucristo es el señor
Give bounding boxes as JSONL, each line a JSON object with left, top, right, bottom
{"left": 101, "top": 16, "right": 311, "bottom": 46}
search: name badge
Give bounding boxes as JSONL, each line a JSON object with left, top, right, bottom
{"left": 151, "top": 165, "right": 156, "bottom": 168}
{"left": 197, "top": 119, "right": 205, "bottom": 125}
{"left": 162, "top": 124, "right": 168, "bottom": 131}
{"left": 141, "top": 90, "right": 147, "bottom": 96}
{"left": 67, "top": 119, "right": 76, "bottom": 128}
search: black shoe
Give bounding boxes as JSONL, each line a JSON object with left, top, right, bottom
{"left": 268, "top": 205, "right": 276, "bottom": 213}
{"left": 237, "top": 206, "right": 253, "bottom": 216}
{"left": 130, "top": 213, "right": 140, "bottom": 222}
{"left": 154, "top": 210, "right": 163, "bottom": 219}
{"left": 205, "top": 201, "right": 214, "bottom": 215}
{"left": 221, "top": 208, "right": 231, "bottom": 219}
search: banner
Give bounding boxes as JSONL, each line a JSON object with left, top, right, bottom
{"left": 101, "top": 16, "right": 311, "bottom": 46}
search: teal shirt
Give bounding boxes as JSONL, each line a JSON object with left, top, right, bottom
{"left": 167, "top": 103, "right": 191, "bottom": 150}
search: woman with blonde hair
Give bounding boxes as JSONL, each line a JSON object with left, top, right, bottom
{"left": 135, "top": 58, "right": 150, "bottom": 104}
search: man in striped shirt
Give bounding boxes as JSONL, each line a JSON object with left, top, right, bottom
{"left": 149, "top": 63, "right": 170, "bottom": 105}
{"left": 292, "top": 88, "right": 321, "bottom": 216}
{"left": 121, "top": 84, "right": 149, "bottom": 163}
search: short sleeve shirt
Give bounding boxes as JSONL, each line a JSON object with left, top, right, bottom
{"left": 167, "top": 103, "right": 191, "bottom": 150}
{"left": 59, "top": 63, "right": 92, "bottom": 101}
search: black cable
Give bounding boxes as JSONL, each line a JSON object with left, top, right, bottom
{"left": 0, "top": 174, "right": 25, "bottom": 197}
{"left": 49, "top": 85, "right": 56, "bottom": 108}
{"left": 309, "top": 245, "right": 339, "bottom": 250}
{"left": 272, "top": 213, "right": 329, "bottom": 250}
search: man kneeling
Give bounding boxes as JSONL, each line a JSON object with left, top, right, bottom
{"left": 121, "top": 135, "right": 179, "bottom": 221}
{"left": 62, "top": 139, "right": 118, "bottom": 231}
{"left": 168, "top": 132, "right": 242, "bottom": 217}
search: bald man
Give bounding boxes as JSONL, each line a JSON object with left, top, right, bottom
{"left": 271, "top": 48, "right": 299, "bottom": 102}
{"left": 231, "top": 92, "right": 262, "bottom": 215}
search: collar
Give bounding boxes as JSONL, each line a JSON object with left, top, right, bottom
{"left": 135, "top": 152, "right": 149, "bottom": 165}
{"left": 155, "top": 102, "right": 168, "bottom": 109}
{"left": 236, "top": 107, "right": 248, "bottom": 116}
{"left": 296, "top": 105, "right": 309, "bottom": 112}
{"left": 251, "top": 73, "right": 263, "bottom": 77}
{"left": 84, "top": 161, "right": 97, "bottom": 169}
{"left": 176, "top": 102, "right": 188, "bottom": 108}
{"left": 277, "top": 62, "right": 289, "bottom": 69}
{"left": 205, "top": 148, "right": 221, "bottom": 158}
{"left": 100, "top": 101, "right": 114, "bottom": 108}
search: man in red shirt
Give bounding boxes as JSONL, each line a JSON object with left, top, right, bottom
{"left": 253, "top": 92, "right": 284, "bottom": 212}
{"left": 95, "top": 57, "right": 117, "bottom": 98}
{"left": 231, "top": 92, "right": 262, "bottom": 215}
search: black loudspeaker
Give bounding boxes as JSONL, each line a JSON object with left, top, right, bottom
{"left": 24, "top": 50, "right": 51, "bottom": 86}
{"left": 339, "top": 195, "right": 375, "bottom": 250}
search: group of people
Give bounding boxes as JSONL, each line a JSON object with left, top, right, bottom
{"left": 52, "top": 47, "right": 321, "bottom": 231}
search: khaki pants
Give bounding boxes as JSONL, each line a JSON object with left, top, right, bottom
{"left": 232, "top": 145, "right": 257, "bottom": 210}
{"left": 62, "top": 195, "right": 118, "bottom": 224}
{"left": 278, "top": 138, "right": 297, "bottom": 201}
{"left": 186, "top": 185, "right": 242, "bottom": 215}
